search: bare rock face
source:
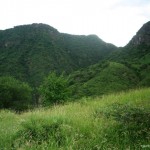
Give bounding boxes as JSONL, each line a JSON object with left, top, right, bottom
{"left": 130, "top": 21, "right": 150, "bottom": 46}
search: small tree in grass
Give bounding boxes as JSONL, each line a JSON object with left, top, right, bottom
{"left": 39, "top": 72, "right": 70, "bottom": 106}
{"left": 0, "top": 76, "right": 32, "bottom": 111}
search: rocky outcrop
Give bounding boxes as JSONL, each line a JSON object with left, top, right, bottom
{"left": 129, "top": 21, "right": 150, "bottom": 46}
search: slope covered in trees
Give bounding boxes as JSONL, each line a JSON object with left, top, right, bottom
{"left": 68, "top": 61, "right": 139, "bottom": 98}
{"left": 0, "top": 23, "right": 116, "bottom": 86}
{"left": 68, "top": 21, "right": 150, "bottom": 98}
{"left": 0, "top": 21, "right": 150, "bottom": 150}
{"left": 109, "top": 21, "right": 150, "bottom": 87}
{"left": 0, "top": 21, "right": 150, "bottom": 103}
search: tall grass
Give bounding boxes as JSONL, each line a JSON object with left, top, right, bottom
{"left": 0, "top": 88, "right": 150, "bottom": 149}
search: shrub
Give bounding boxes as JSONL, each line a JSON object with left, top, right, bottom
{"left": 39, "top": 72, "right": 70, "bottom": 106}
{"left": 94, "top": 103, "right": 150, "bottom": 145}
{"left": 13, "top": 117, "right": 73, "bottom": 148}
{"left": 0, "top": 76, "right": 32, "bottom": 111}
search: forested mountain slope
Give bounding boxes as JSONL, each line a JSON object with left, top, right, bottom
{"left": 68, "top": 21, "right": 150, "bottom": 98}
{"left": 0, "top": 21, "right": 149, "bottom": 99}
{"left": 0, "top": 23, "right": 116, "bottom": 86}
{"left": 109, "top": 21, "right": 150, "bottom": 86}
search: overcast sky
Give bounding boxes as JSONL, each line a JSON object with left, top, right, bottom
{"left": 0, "top": 0, "right": 150, "bottom": 46}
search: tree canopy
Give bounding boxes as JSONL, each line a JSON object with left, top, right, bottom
{"left": 0, "top": 76, "right": 32, "bottom": 111}
{"left": 39, "top": 72, "right": 70, "bottom": 106}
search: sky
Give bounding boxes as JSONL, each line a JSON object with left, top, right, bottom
{"left": 0, "top": 0, "right": 150, "bottom": 46}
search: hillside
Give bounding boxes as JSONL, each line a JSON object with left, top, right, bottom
{"left": 0, "top": 21, "right": 150, "bottom": 103}
{"left": 68, "top": 61, "right": 139, "bottom": 98}
{"left": 0, "top": 21, "right": 150, "bottom": 149}
{"left": 68, "top": 21, "right": 150, "bottom": 98}
{"left": 109, "top": 21, "right": 150, "bottom": 86}
{"left": 0, "top": 88, "right": 149, "bottom": 149}
{"left": 0, "top": 23, "right": 116, "bottom": 86}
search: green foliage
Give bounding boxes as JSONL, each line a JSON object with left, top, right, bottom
{"left": 0, "top": 110, "right": 20, "bottom": 149}
{"left": 0, "top": 88, "right": 149, "bottom": 149}
{"left": 0, "top": 22, "right": 150, "bottom": 101}
{"left": 13, "top": 117, "right": 73, "bottom": 148}
{"left": 39, "top": 72, "right": 70, "bottom": 106}
{"left": 68, "top": 27, "right": 150, "bottom": 98}
{"left": 94, "top": 103, "right": 150, "bottom": 147}
{"left": 69, "top": 61, "right": 139, "bottom": 98}
{"left": 108, "top": 44, "right": 150, "bottom": 88}
{"left": 0, "top": 24, "right": 116, "bottom": 87}
{"left": 0, "top": 21, "right": 150, "bottom": 149}
{"left": 0, "top": 76, "right": 32, "bottom": 111}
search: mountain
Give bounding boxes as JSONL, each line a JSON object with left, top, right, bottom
{"left": 109, "top": 21, "right": 150, "bottom": 62}
{"left": 130, "top": 21, "right": 150, "bottom": 46}
{"left": 68, "top": 21, "right": 150, "bottom": 98}
{"left": 0, "top": 23, "right": 117, "bottom": 86}
{"left": 126, "top": 22, "right": 150, "bottom": 86}
{"left": 0, "top": 21, "right": 149, "bottom": 99}
{"left": 109, "top": 21, "right": 150, "bottom": 86}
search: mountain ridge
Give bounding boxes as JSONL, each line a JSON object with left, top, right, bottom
{"left": 0, "top": 21, "right": 149, "bottom": 97}
{"left": 68, "top": 21, "right": 150, "bottom": 98}
{"left": 128, "top": 21, "right": 150, "bottom": 46}
{"left": 0, "top": 23, "right": 117, "bottom": 86}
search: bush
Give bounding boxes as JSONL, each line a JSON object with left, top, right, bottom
{"left": 94, "top": 103, "right": 150, "bottom": 145}
{"left": 0, "top": 76, "right": 32, "bottom": 111}
{"left": 13, "top": 117, "right": 73, "bottom": 148}
{"left": 39, "top": 72, "right": 70, "bottom": 106}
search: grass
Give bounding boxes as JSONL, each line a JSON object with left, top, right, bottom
{"left": 0, "top": 88, "right": 150, "bottom": 149}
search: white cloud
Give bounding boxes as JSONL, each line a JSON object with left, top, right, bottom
{"left": 115, "top": 0, "right": 150, "bottom": 7}
{"left": 0, "top": 0, "right": 150, "bottom": 46}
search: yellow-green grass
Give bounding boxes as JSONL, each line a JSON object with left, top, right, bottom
{"left": 0, "top": 88, "right": 150, "bottom": 149}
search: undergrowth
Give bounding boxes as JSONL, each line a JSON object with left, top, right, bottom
{"left": 0, "top": 88, "right": 150, "bottom": 149}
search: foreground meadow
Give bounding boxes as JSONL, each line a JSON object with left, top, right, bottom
{"left": 0, "top": 88, "right": 150, "bottom": 150}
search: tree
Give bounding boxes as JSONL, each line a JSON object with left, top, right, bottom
{"left": 0, "top": 76, "right": 32, "bottom": 111}
{"left": 39, "top": 72, "right": 70, "bottom": 106}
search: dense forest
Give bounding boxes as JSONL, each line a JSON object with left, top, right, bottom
{"left": 0, "top": 23, "right": 116, "bottom": 87}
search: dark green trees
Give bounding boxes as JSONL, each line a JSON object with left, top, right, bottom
{"left": 0, "top": 74, "right": 70, "bottom": 110}
{"left": 0, "top": 24, "right": 116, "bottom": 87}
{"left": 39, "top": 72, "right": 70, "bottom": 106}
{"left": 0, "top": 76, "right": 32, "bottom": 111}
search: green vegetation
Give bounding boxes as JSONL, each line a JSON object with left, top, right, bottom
{"left": 0, "top": 76, "right": 32, "bottom": 111}
{"left": 108, "top": 22, "right": 150, "bottom": 87}
{"left": 0, "top": 21, "right": 150, "bottom": 149}
{"left": 39, "top": 72, "right": 70, "bottom": 106}
{"left": 68, "top": 61, "right": 139, "bottom": 98}
{"left": 0, "top": 22, "right": 149, "bottom": 101}
{"left": 108, "top": 44, "right": 150, "bottom": 87}
{"left": 68, "top": 22, "right": 150, "bottom": 98}
{"left": 0, "top": 88, "right": 149, "bottom": 149}
{"left": 0, "top": 23, "right": 116, "bottom": 87}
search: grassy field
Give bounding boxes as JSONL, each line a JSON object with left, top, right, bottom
{"left": 0, "top": 88, "right": 150, "bottom": 150}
